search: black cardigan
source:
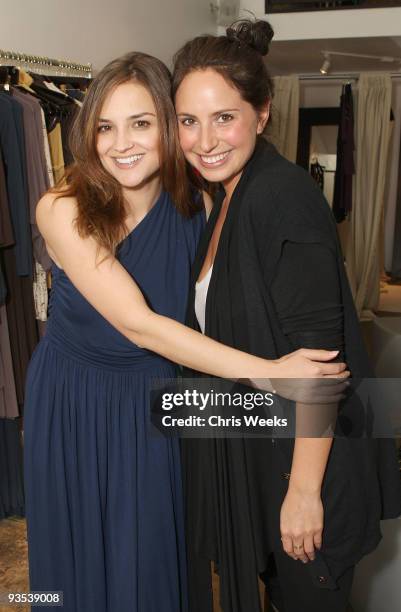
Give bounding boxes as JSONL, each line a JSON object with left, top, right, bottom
{"left": 182, "top": 139, "right": 401, "bottom": 612}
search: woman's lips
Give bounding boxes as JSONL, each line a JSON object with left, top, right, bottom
{"left": 198, "top": 150, "right": 231, "bottom": 168}
{"left": 113, "top": 153, "right": 145, "bottom": 169}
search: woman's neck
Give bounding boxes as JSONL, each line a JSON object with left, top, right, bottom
{"left": 123, "top": 174, "right": 162, "bottom": 226}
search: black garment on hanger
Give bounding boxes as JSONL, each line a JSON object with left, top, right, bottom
{"left": 310, "top": 160, "right": 325, "bottom": 190}
{"left": 0, "top": 418, "right": 25, "bottom": 520}
{"left": 182, "top": 139, "right": 401, "bottom": 612}
{"left": 0, "top": 94, "right": 32, "bottom": 277}
{"left": 332, "top": 84, "right": 355, "bottom": 223}
{"left": 2, "top": 245, "right": 39, "bottom": 410}
{"left": 29, "top": 77, "right": 78, "bottom": 166}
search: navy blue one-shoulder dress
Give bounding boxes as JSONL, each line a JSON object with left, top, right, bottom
{"left": 24, "top": 192, "right": 204, "bottom": 612}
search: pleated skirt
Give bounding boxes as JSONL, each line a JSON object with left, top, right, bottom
{"left": 24, "top": 338, "right": 187, "bottom": 612}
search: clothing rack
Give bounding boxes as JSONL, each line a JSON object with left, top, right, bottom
{"left": 0, "top": 48, "right": 92, "bottom": 519}
{"left": 0, "top": 48, "right": 92, "bottom": 78}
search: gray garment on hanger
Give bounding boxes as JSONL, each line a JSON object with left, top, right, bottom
{"left": 0, "top": 153, "right": 14, "bottom": 304}
{"left": 0, "top": 153, "right": 14, "bottom": 248}
{"left": 12, "top": 89, "right": 51, "bottom": 271}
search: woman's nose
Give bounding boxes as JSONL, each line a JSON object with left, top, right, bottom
{"left": 114, "top": 129, "right": 134, "bottom": 153}
{"left": 199, "top": 126, "right": 218, "bottom": 152}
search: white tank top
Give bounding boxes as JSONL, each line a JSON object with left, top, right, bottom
{"left": 194, "top": 266, "right": 213, "bottom": 334}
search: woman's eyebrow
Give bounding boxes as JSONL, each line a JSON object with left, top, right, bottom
{"left": 98, "top": 112, "right": 156, "bottom": 122}
{"left": 176, "top": 108, "right": 239, "bottom": 118}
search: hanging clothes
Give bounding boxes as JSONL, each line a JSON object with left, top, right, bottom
{"left": 2, "top": 246, "right": 38, "bottom": 410}
{"left": 310, "top": 159, "right": 325, "bottom": 190}
{"left": 0, "top": 152, "right": 14, "bottom": 304}
{"left": 47, "top": 123, "right": 66, "bottom": 185}
{"left": 0, "top": 153, "right": 14, "bottom": 249}
{"left": 29, "top": 76, "right": 78, "bottom": 167}
{"left": 0, "top": 418, "right": 25, "bottom": 520}
{"left": 12, "top": 88, "right": 51, "bottom": 271}
{"left": 0, "top": 93, "right": 32, "bottom": 277}
{"left": 0, "top": 66, "right": 90, "bottom": 522}
{"left": 332, "top": 83, "right": 355, "bottom": 223}
{"left": 0, "top": 306, "right": 19, "bottom": 418}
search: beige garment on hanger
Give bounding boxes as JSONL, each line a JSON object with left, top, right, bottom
{"left": 48, "top": 123, "right": 65, "bottom": 186}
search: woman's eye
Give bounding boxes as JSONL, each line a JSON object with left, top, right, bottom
{"left": 217, "top": 113, "right": 234, "bottom": 123}
{"left": 97, "top": 124, "right": 111, "bottom": 133}
{"left": 180, "top": 117, "right": 195, "bottom": 127}
{"left": 134, "top": 120, "right": 150, "bottom": 128}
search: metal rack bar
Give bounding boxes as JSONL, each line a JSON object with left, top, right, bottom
{"left": 0, "top": 48, "right": 92, "bottom": 78}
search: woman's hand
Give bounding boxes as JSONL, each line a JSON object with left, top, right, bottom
{"left": 275, "top": 348, "right": 347, "bottom": 378}
{"left": 249, "top": 349, "right": 350, "bottom": 403}
{"left": 280, "top": 485, "right": 324, "bottom": 563}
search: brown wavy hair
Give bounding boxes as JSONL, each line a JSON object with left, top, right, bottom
{"left": 56, "top": 52, "right": 197, "bottom": 255}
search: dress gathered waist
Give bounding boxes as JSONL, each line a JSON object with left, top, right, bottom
{"left": 43, "top": 324, "right": 171, "bottom": 373}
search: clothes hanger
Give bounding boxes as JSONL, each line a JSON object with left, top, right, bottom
{"left": 0, "top": 66, "right": 19, "bottom": 92}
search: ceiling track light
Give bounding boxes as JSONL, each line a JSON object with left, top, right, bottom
{"left": 319, "top": 50, "right": 401, "bottom": 75}
{"left": 320, "top": 54, "right": 331, "bottom": 75}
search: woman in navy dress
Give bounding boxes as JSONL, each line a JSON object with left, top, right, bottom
{"left": 24, "top": 52, "right": 347, "bottom": 612}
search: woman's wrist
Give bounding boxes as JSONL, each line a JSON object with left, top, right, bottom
{"left": 288, "top": 476, "right": 322, "bottom": 496}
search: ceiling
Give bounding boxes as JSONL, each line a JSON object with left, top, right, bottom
{"left": 267, "top": 36, "right": 401, "bottom": 75}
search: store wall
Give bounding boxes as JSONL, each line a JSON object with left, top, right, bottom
{"left": 0, "top": 0, "right": 216, "bottom": 71}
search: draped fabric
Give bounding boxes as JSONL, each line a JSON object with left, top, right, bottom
{"left": 182, "top": 139, "right": 401, "bottom": 612}
{"left": 266, "top": 76, "right": 300, "bottom": 163}
{"left": 345, "top": 74, "right": 392, "bottom": 317}
{"left": 390, "top": 127, "right": 401, "bottom": 277}
{"left": 24, "top": 193, "right": 204, "bottom": 611}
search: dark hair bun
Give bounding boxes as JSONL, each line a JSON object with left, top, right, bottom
{"left": 226, "top": 19, "right": 274, "bottom": 56}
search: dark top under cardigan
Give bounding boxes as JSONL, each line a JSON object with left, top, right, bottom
{"left": 182, "top": 138, "right": 401, "bottom": 612}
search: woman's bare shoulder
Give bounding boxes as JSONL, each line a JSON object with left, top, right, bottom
{"left": 36, "top": 191, "right": 78, "bottom": 235}
{"left": 36, "top": 191, "right": 81, "bottom": 269}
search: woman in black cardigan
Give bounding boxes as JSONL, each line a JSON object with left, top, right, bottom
{"left": 173, "top": 19, "right": 401, "bottom": 612}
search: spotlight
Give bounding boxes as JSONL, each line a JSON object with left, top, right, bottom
{"left": 320, "top": 54, "right": 331, "bottom": 75}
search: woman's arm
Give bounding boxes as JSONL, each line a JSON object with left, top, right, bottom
{"left": 37, "top": 193, "right": 345, "bottom": 383}
{"left": 270, "top": 240, "right": 344, "bottom": 562}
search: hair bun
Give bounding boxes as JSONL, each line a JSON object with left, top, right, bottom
{"left": 226, "top": 19, "right": 274, "bottom": 57}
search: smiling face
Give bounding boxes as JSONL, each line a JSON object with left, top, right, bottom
{"left": 175, "top": 69, "right": 269, "bottom": 197}
{"left": 96, "top": 81, "right": 161, "bottom": 193}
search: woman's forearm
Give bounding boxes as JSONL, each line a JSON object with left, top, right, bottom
{"left": 130, "top": 311, "right": 276, "bottom": 380}
{"left": 289, "top": 435, "right": 333, "bottom": 494}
